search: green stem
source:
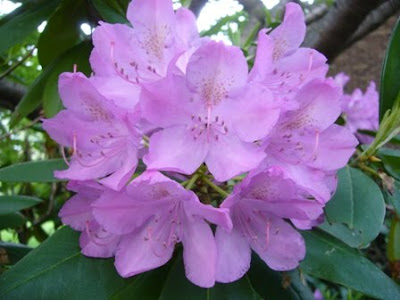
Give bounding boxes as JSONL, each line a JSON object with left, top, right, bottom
{"left": 185, "top": 173, "right": 200, "bottom": 190}
{"left": 357, "top": 163, "right": 381, "bottom": 178}
{"left": 202, "top": 176, "right": 229, "bottom": 197}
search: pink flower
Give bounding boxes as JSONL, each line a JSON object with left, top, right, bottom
{"left": 91, "top": 171, "right": 232, "bottom": 287}
{"left": 89, "top": 0, "right": 201, "bottom": 110}
{"left": 142, "top": 41, "right": 280, "bottom": 181}
{"left": 249, "top": 3, "right": 328, "bottom": 110}
{"left": 341, "top": 80, "right": 379, "bottom": 143}
{"left": 42, "top": 72, "right": 141, "bottom": 190}
{"left": 59, "top": 181, "right": 119, "bottom": 258}
{"left": 262, "top": 79, "right": 358, "bottom": 202}
{"left": 215, "top": 167, "right": 323, "bottom": 283}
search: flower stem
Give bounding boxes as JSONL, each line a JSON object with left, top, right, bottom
{"left": 202, "top": 176, "right": 229, "bottom": 198}
{"left": 185, "top": 173, "right": 200, "bottom": 190}
{"left": 357, "top": 163, "right": 381, "bottom": 178}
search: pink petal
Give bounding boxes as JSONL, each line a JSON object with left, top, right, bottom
{"left": 140, "top": 74, "right": 200, "bottom": 128}
{"left": 42, "top": 110, "right": 88, "bottom": 148}
{"left": 114, "top": 226, "right": 174, "bottom": 277}
{"left": 215, "top": 226, "right": 251, "bottom": 283}
{"left": 181, "top": 215, "right": 217, "bottom": 288}
{"left": 285, "top": 80, "right": 341, "bottom": 132}
{"left": 59, "top": 194, "right": 93, "bottom": 231}
{"left": 186, "top": 41, "right": 248, "bottom": 106}
{"left": 145, "top": 126, "right": 208, "bottom": 175}
{"left": 58, "top": 72, "right": 117, "bottom": 121}
{"left": 175, "top": 8, "right": 199, "bottom": 46}
{"left": 308, "top": 124, "right": 358, "bottom": 171}
{"left": 99, "top": 145, "right": 138, "bottom": 190}
{"left": 127, "top": 0, "right": 175, "bottom": 33}
{"left": 127, "top": 0, "right": 176, "bottom": 76}
{"left": 92, "top": 190, "right": 170, "bottom": 235}
{"left": 90, "top": 22, "right": 135, "bottom": 77}
{"left": 274, "top": 48, "right": 328, "bottom": 88}
{"left": 185, "top": 196, "right": 233, "bottom": 230}
{"left": 225, "top": 83, "right": 280, "bottom": 142}
{"left": 250, "top": 217, "right": 305, "bottom": 271}
{"left": 89, "top": 75, "right": 141, "bottom": 110}
{"left": 269, "top": 3, "right": 306, "bottom": 59}
{"left": 79, "top": 221, "right": 119, "bottom": 258}
{"left": 206, "top": 134, "right": 265, "bottom": 182}
{"left": 249, "top": 29, "right": 274, "bottom": 82}
{"left": 263, "top": 158, "right": 333, "bottom": 202}
{"left": 244, "top": 198, "right": 323, "bottom": 222}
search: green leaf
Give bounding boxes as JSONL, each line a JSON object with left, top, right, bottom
{"left": 319, "top": 166, "right": 385, "bottom": 248}
{"left": 247, "top": 254, "right": 313, "bottom": 300}
{"left": 9, "top": 66, "right": 52, "bottom": 127}
{"left": 37, "top": 0, "right": 89, "bottom": 67}
{"left": 91, "top": 0, "right": 129, "bottom": 24}
{"left": 300, "top": 230, "right": 400, "bottom": 299}
{"left": 42, "top": 41, "right": 92, "bottom": 117}
{"left": 0, "top": 242, "right": 32, "bottom": 265}
{"left": 0, "top": 227, "right": 136, "bottom": 299}
{"left": 385, "top": 180, "right": 400, "bottom": 215}
{"left": 110, "top": 262, "right": 174, "bottom": 300}
{"left": 159, "top": 255, "right": 261, "bottom": 299}
{"left": 0, "top": 213, "right": 26, "bottom": 230}
{"left": 0, "top": 159, "right": 67, "bottom": 183}
{"left": 0, "top": 0, "right": 61, "bottom": 54}
{"left": 200, "top": 12, "right": 244, "bottom": 37}
{"left": 380, "top": 17, "right": 400, "bottom": 121}
{"left": 0, "top": 196, "right": 42, "bottom": 215}
{"left": 388, "top": 218, "right": 400, "bottom": 262}
{"left": 10, "top": 40, "right": 92, "bottom": 125}
{"left": 379, "top": 148, "right": 400, "bottom": 181}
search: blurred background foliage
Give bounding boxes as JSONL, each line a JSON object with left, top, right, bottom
{"left": 0, "top": 0, "right": 400, "bottom": 299}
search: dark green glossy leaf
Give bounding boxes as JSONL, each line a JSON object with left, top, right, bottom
{"left": 42, "top": 41, "right": 92, "bottom": 117}
{"left": 0, "top": 0, "right": 61, "bottom": 54}
{"left": 379, "top": 148, "right": 400, "bottom": 181}
{"left": 38, "top": 0, "right": 89, "bottom": 67}
{"left": 0, "top": 213, "right": 26, "bottom": 229}
{"left": 320, "top": 166, "right": 385, "bottom": 248}
{"left": 200, "top": 12, "right": 244, "bottom": 37}
{"left": 0, "top": 159, "right": 67, "bottom": 183}
{"left": 385, "top": 180, "right": 400, "bottom": 215}
{"left": 10, "top": 41, "right": 91, "bottom": 125}
{"left": 0, "top": 242, "right": 32, "bottom": 265}
{"left": 380, "top": 17, "right": 400, "bottom": 121}
{"left": 9, "top": 66, "right": 52, "bottom": 127}
{"left": 110, "top": 262, "right": 173, "bottom": 300}
{"left": 388, "top": 218, "right": 400, "bottom": 262}
{"left": 159, "top": 255, "right": 261, "bottom": 299}
{"left": 0, "top": 195, "right": 42, "bottom": 215}
{"left": 248, "top": 254, "right": 313, "bottom": 300}
{"left": 300, "top": 230, "right": 400, "bottom": 299}
{"left": 0, "top": 227, "right": 136, "bottom": 299}
{"left": 91, "top": 0, "right": 129, "bottom": 24}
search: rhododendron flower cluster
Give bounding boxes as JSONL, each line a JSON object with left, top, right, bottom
{"left": 43, "top": 0, "right": 358, "bottom": 288}
{"left": 335, "top": 73, "right": 379, "bottom": 143}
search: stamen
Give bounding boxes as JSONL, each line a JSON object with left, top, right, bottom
{"left": 207, "top": 106, "right": 212, "bottom": 142}
{"left": 265, "top": 220, "right": 270, "bottom": 250}
{"left": 85, "top": 221, "right": 115, "bottom": 246}
{"left": 146, "top": 227, "right": 164, "bottom": 258}
{"left": 72, "top": 132, "right": 77, "bottom": 155}
{"left": 60, "top": 146, "right": 70, "bottom": 166}
{"left": 306, "top": 130, "right": 320, "bottom": 162}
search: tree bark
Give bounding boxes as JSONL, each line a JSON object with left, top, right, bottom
{"left": 0, "top": 80, "right": 25, "bottom": 111}
{"left": 303, "top": 0, "right": 384, "bottom": 62}
{"left": 189, "top": 0, "right": 208, "bottom": 17}
{"left": 346, "top": 0, "right": 400, "bottom": 48}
